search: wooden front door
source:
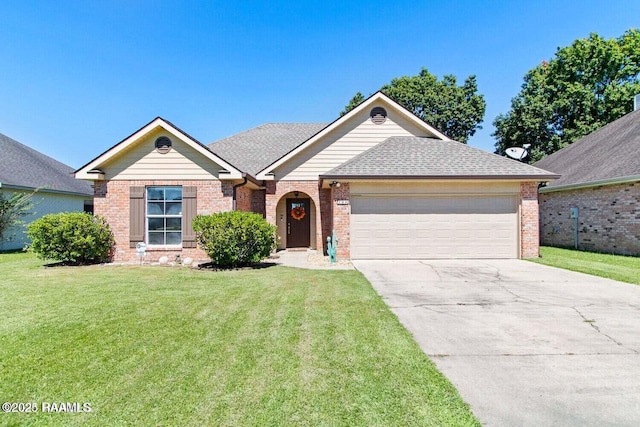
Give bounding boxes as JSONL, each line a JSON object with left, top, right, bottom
{"left": 286, "top": 198, "right": 311, "bottom": 248}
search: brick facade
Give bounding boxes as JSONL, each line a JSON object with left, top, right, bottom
{"left": 94, "top": 180, "right": 234, "bottom": 262}
{"left": 236, "top": 185, "right": 265, "bottom": 216}
{"left": 540, "top": 182, "right": 640, "bottom": 255}
{"left": 520, "top": 182, "right": 540, "bottom": 258}
{"left": 331, "top": 183, "right": 350, "bottom": 258}
{"left": 251, "top": 189, "right": 266, "bottom": 217}
{"left": 235, "top": 185, "right": 252, "bottom": 212}
{"left": 265, "top": 180, "right": 330, "bottom": 252}
{"left": 95, "top": 177, "right": 545, "bottom": 262}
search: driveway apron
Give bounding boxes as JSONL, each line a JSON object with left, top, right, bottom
{"left": 353, "top": 259, "right": 640, "bottom": 427}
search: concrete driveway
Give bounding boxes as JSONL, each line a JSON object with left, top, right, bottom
{"left": 353, "top": 259, "right": 640, "bottom": 427}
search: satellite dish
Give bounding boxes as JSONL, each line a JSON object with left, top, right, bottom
{"left": 505, "top": 146, "right": 529, "bottom": 161}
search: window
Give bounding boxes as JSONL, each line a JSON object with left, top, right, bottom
{"left": 146, "top": 186, "right": 182, "bottom": 245}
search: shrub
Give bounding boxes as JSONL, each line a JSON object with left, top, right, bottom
{"left": 192, "top": 211, "right": 277, "bottom": 268}
{"left": 27, "top": 212, "right": 115, "bottom": 264}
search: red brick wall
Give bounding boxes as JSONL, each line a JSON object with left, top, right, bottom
{"left": 319, "top": 188, "right": 332, "bottom": 253}
{"left": 94, "top": 180, "right": 233, "bottom": 262}
{"left": 539, "top": 182, "right": 640, "bottom": 255}
{"left": 235, "top": 185, "right": 252, "bottom": 212}
{"left": 331, "top": 183, "right": 350, "bottom": 258}
{"left": 521, "top": 182, "right": 540, "bottom": 258}
{"left": 251, "top": 189, "right": 266, "bottom": 217}
{"left": 265, "top": 180, "right": 329, "bottom": 252}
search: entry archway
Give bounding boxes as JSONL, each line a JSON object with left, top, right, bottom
{"left": 275, "top": 191, "right": 317, "bottom": 250}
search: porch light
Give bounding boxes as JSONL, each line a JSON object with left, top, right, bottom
{"left": 330, "top": 181, "right": 341, "bottom": 188}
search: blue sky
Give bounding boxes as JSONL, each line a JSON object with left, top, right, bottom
{"left": 1, "top": 1, "right": 639, "bottom": 168}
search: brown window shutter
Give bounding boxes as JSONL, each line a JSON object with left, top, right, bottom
{"left": 130, "top": 186, "right": 145, "bottom": 248}
{"left": 182, "top": 186, "right": 197, "bottom": 248}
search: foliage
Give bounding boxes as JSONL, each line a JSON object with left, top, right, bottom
{"left": 339, "top": 91, "right": 365, "bottom": 116}
{"left": 0, "top": 190, "right": 34, "bottom": 244}
{"left": 494, "top": 29, "right": 640, "bottom": 162}
{"left": 529, "top": 246, "right": 640, "bottom": 285}
{"left": 192, "top": 211, "right": 277, "bottom": 268}
{"left": 0, "top": 252, "right": 479, "bottom": 426}
{"left": 26, "top": 212, "right": 115, "bottom": 264}
{"left": 341, "top": 67, "right": 486, "bottom": 143}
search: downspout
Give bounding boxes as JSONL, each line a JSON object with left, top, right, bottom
{"left": 232, "top": 174, "right": 248, "bottom": 211}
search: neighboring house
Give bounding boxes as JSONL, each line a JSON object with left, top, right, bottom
{"left": 535, "top": 108, "right": 640, "bottom": 255}
{"left": 75, "top": 92, "right": 558, "bottom": 262}
{"left": 0, "top": 132, "right": 94, "bottom": 251}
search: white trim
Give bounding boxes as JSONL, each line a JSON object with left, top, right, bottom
{"left": 255, "top": 92, "right": 450, "bottom": 180}
{"left": 75, "top": 118, "right": 243, "bottom": 180}
{"left": 539, "top": 175, "right": 640, "bottom": 193}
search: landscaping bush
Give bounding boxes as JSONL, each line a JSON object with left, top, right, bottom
{"left": 27, "top": 212, "right": 115, "bottom": 264}
{"left": 192, "top": 211, "right": 276, "bottom": 268}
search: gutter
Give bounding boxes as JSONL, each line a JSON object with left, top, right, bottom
{"left": 319, "top": 174, "right": 561, "bottom": 181}
{"left": 539, "top": 175, "right": 640, "bottom": 193}
{"left": 232, "top": 176, "right": 248, "bottom": 211}
{"left": 0, "top": 183, "right": 91, "bottom": 198}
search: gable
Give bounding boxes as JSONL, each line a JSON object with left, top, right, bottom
{"left": 269, "top": 97, "right": 444, "bottom": 181}
{"left": 256, "top": 92, "right": 449, "bottom": 180}
{"left": 102, "top": 127, "right": 229, "bottom": 180}
{"left": 76, "top": 117, "right": 243, "bottom": 181}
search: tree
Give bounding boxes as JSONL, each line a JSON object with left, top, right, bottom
{"left": 494, "top": 29, "right": 640, "bottom": 162}
{"left": 339, "top": 92, "right": 365, "bottom": 117}
{"left": 340, "top": 68, "right": 486, "bottom": 143}
{"left": 0, "top": 191, "right": 34, "bottom": 245}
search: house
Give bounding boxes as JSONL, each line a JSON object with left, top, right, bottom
{"left": 535, "top": 108, "right": 640, "bottom": 255}
{"left": 75, "top": 92, "right": 558, "bottom": 262}
{"left": 0, "top": 132, "right": 94, "bottom": 250}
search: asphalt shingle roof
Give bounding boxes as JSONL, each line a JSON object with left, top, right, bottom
{"left": 0, "top": 132, "right": 93, "bottom": 196}
{"left": 323, "top": 136, "right": 558, "bottom": 178}
{"left": 208, "top": 123, "right": 327, "bottom": 175}
{"left": 534, "top": 109, "right": 640, "bottom": 188}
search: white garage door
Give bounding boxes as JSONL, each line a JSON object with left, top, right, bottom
{"left": 350, "top": 195, "right": 519, "bottom": 259}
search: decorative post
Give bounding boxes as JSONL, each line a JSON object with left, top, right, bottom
{"left": 327, "top": 230, "right": 338, "bottom": 263}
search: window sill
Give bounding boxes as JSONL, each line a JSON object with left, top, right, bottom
{"left": 145, "top": 246, "right": 183, "bottom": 251}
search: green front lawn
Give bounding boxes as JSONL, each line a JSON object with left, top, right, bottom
{"left": 0, "top": 252, "right": 478, "bottom": 426}
{"left": 529, "top": 246, "right": 640, "bottom": 285}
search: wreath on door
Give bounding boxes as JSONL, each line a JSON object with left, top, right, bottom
{"left": 291, "top": 206, "right": 306, "bottom": 221}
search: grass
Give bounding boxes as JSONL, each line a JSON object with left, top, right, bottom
{"left": 529, "top": 246, "right": 640, "bottom": 285}
{"left": 0, "top": 252, "right": 479, "bottom": 426}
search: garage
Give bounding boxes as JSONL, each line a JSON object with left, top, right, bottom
{"left": 321, "top": 136, "right": 558, "bottom": 260}
{"left": 350, "top": 192, "right": 519, "bottom": 259}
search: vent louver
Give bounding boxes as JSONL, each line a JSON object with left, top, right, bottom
{"left": 155, "top": 136, "right": 172, "bottom": 154}
{"left": 370, "top": 107, "right": 387, "bottom": 124}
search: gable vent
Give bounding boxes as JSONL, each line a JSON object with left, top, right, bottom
{"left": 370, "top": 107, "right": 387, "bottom": 125}
{"left": 155, "top": 136, "right": 172, "bottom": 154}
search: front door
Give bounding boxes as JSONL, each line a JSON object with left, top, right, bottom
{"left": 286, "top": 198, "right": 310, "bottom": 248}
